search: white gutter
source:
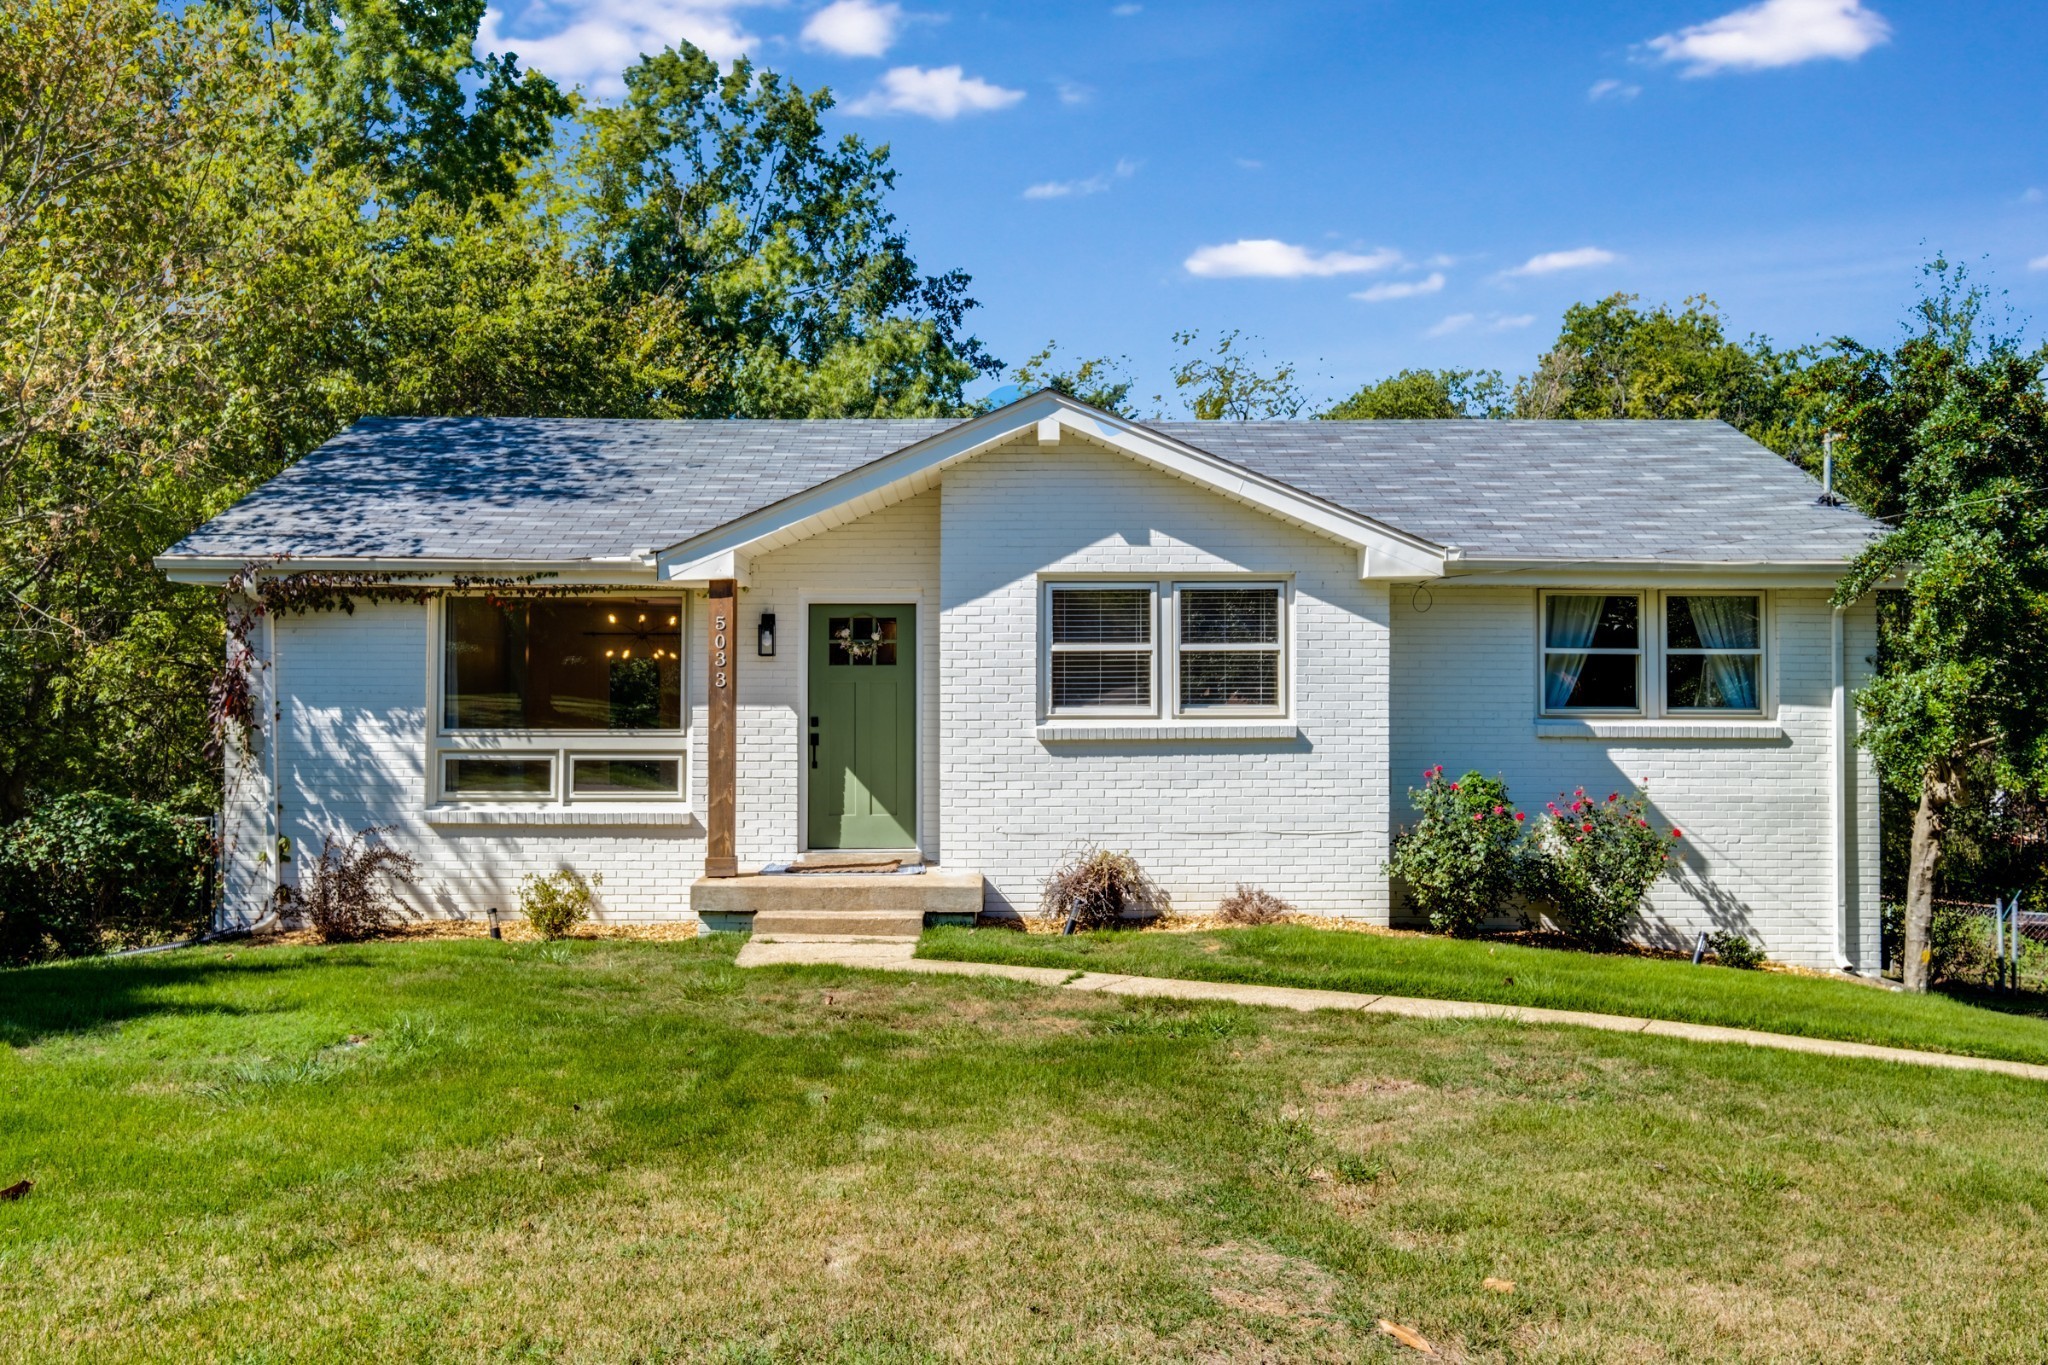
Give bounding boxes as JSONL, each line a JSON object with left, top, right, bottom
{"left": 153, "top": 555, "right": 660, "bottom": 586}
{"left": 1831, "top": 604, "right": 1853, "bottom": 971}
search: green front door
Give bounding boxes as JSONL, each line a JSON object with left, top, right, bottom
{"left": 807, "top": 604, "right": 917, "bottom": 850}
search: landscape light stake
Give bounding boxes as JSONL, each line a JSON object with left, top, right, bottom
{"left": 1692, "top": 930, "right": 1709, "bottom": 966}
{"left": 487, "top": 907, "right": 502, "bottom": 940}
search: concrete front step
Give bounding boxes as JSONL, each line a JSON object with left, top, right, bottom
{"left": 691, "top": 868, "right": 983, "bottom": 937}
{"left": 750, "top": 911, "right": 923, "bottom": 939}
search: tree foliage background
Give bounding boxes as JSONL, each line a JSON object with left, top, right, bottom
{"left": 0, "top": 0, "right": 999, "bottom": 821}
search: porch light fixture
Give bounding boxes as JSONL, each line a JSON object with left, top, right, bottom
{"left": 758, "top": 612, "right": 777, "bottom": 657}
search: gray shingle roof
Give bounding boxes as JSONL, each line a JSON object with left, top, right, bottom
{"left": 163, "top": 415, "right": 1881, "bottom": 567}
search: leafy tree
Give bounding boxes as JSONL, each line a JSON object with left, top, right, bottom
{"left": 577, "top": 44, "right": 997, "bottom": 417}
{"left": 1323, "top": 367, "right": 1507, "bottom": 420}
{"left": 1163, "top": 329, "right": 1305, "bottom": 420}
{"left": 1004, "top": 342, "right": 1136, "bottom": 415}
{"left": 1823, "top": 261, "right": 2048, "bottom": 991}
{"left": 1514, "top": 294, "right": 1823, "bottom": 459}
{"left": 276, "top": 0, "right": 569, "bottom": 207}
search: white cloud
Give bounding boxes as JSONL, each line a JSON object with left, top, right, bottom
{"left": 845, "top": 65, "right": 1025, "bottom": 118}
{"left": 2023, "top": 188, "right": 2045, "bottom": 204}
{"left": 479, "top": 1, "right": 759, "bottom": 98}
{"left": 1353, "top": 272, "right": 1446, "bottom": 302}
{"left": 1111, "top": 3, "right": 1142, "bottom": 14}
{"left": 1024, "top": 159, "right": 1137, "bottom": 200}
{"left": 1646, "top": 0, "right": 1891, "bottom": 76}
{"left": 1055, "top": 79, "right": 1093, "bottom": 105}
{"left": 1184, "top": 239, "right": 1401, "bottom": 279}
{"left": 801, "top": 0, "right": 901, "bottom": 57}
{"left": 1428, "top": 311, "right": 1530, "bottom": 337}
{"left": 2030, "top": 254, "right": 2048, "bottom": 272}
{"left": 1507, "top": 246, "right": 1618, "bottom": 276}
{"left": 1588, "top": 78, "right": 1642, "bottom": 101}
{"left": 1234, "top": 157, "right": 1265, "bottom": 171}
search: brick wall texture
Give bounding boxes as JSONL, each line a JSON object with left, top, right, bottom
{"left": 221, "top": 435, "right": 1879, "bottom": 967}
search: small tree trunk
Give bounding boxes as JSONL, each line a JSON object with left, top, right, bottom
{"left": 1901, "top": 758, "right": 1960, "bottom": 992}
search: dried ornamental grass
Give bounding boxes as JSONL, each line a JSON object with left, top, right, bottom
{"left": 1038, "top": 845, "right": 1171, "bottom": 930}
{"left": 1215, "top": 885, "right": 1293, "bottom": 926}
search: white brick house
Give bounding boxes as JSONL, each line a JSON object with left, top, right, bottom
{"left": 158, "top": 391, "right": 1886, "bottom": 968}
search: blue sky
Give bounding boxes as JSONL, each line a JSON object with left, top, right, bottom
{"left": 483, "top": 0, "right": 2048, "bottom": 407}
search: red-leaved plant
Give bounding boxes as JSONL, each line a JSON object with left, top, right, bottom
{"left": 1527, "top": 787, "right": 1680, "bottom": 946}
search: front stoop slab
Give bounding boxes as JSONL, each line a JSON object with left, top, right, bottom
{"left": 692, "top": 869, "right": 984, "bottom": 940}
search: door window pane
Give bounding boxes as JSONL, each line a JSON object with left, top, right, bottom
{"left": 829, "top": 615, "right": 898, "bottom": 666}
{"left": 445, "top": 598, "right": 682, "bottom": 730}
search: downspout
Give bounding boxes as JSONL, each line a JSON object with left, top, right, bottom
{"left": 1831, "top": 604, "right": 1854, "bottom": 971}
{"left": 268, "top": 609, "right": 284, "bottom": 912}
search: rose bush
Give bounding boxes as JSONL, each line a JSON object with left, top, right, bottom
{"left": 1386, "top": 766, "right": 1530, "bottom": 936}
{"left": 1529, "top": 787, "right": 1681, "bottom": 946}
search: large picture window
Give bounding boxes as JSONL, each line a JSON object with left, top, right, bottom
{"left": 445, "top": 598, "right": 683, "bottom": 732}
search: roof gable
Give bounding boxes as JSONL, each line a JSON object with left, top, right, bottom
{"left": 656, "top": 391, "right": 1447, "bottom": 584}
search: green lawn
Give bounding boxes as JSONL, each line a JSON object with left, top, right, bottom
{"left": 918, "top": 923, "right": 2048, "bottom": 1066}
{"left": 5, "top": 936, "right": 2048, "bottom": 1362}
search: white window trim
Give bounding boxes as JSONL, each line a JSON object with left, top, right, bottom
{"left": 1538, "top": 590, "right": 1646, "bottom": 717}
{"left": 1172, "top": 580, "right": 1288, "bottom": 718}
{"left": 1039, "top": 576, "right": 1295, "bottom": 724}
{"left": 1535, "top": 589, "right": 1770, "bottom": 720}
{"left": 428, "top": 593, "right": 691, "bottom": 809}
{"left": 1041, "top": 581, "right": 1161, "bottom": 719}
{"left": 1662, "top": 591, "right": 1767, "bottom": 717}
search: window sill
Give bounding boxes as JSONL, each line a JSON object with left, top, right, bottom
{"left": 1036, "top": 721, "right": 1300, "bottom": 743}
{"left": 423, "top": 804, "right": 698, "bottom": 827}
{"left": 1535, "top": 719, "right": 1786, "bottom": 741}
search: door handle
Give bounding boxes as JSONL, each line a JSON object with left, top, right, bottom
{"left": 809, "top": 730, "right": 820, "bottom": 769}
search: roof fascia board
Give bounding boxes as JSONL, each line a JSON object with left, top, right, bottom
{"left": 655, "top": 391, "right": 1448, "bottom": 581}
{"left": 153, "top": 555, "right": 659, "bottom": 587}
{"left": 1443, "top": 558, "right": 1855, "bottom": 588}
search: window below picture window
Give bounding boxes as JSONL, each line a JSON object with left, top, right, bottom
{"left": 1666, "top": 594, "right": 1763, "bottom": 711}
{"left": 443, "top": 755, "right": 553, "bottom": 799}
{"left": 1542, "top": 593, "right": 1641, "bottom": 711}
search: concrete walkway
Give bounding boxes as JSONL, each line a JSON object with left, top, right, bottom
{"left": 735, "top": 936, "right": 2048, "bottom": 1084}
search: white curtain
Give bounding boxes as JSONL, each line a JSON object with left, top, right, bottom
{"left": 1687, "top": 596, "right": 1758, "bottom": 709}
{"left": 1544, "top": 595, "right": 1604, "bottom": 709}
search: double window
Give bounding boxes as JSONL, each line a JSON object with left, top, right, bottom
{"left": 1542, "top": 592, "right": 1763, "bottom": 714}
{"left": 1046, "top": 582, "right": 1286, "bottom": 717}
{"left": 436, "top": 596, "right": 687, "bottom": 803}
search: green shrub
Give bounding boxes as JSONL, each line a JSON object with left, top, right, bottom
{"left": 1529, "top": 787, "right": 1680, "bottom": 946}
{"left": 1038, "top": 846, "right": 1169, "bottom": 930}
{"left": 1708, "top": 931, "right": 1765, "bottom": 970}
{"left": 1386, "top": 766, "right": 1529, "bottom": 935}
{"left": 1880, "top": 900, "right": 1998, "bottom": 987}
{"left": 519, "top": 868, "right": 602, "bottom": 940}
{"left": 0, "top": 793, "right": 212, "bottom": 963}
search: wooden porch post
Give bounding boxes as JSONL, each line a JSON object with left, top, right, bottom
{"left": 705, "top": 578, "right": 739, "bottom": 877}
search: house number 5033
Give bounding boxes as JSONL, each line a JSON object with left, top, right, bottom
{"left": 713, "top": 613, "right": 729, "bottom": 688}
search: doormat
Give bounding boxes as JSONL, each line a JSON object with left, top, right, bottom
{"left": 758, "top": 854, "right": 925, "bottom": 876}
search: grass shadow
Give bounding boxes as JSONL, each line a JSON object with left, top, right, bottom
{"left": 0, "top": 951, "right": 373, "bottom": 1047}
